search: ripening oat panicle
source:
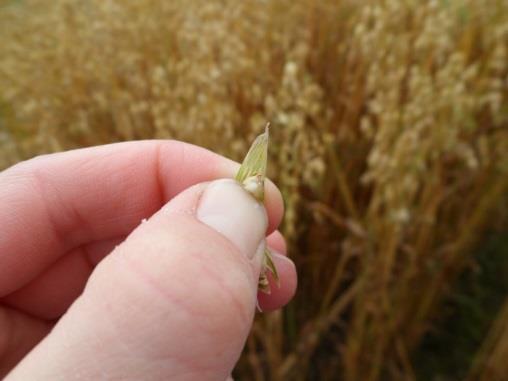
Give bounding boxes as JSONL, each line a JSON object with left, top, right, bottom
{"left": 1, "top": 0, "right": 508, "bottom": 379}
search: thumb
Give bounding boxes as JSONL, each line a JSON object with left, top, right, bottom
{"left": 7, "top": 179, "right": 268, "bottom": 381}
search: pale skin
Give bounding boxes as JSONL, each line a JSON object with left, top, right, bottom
{"left": 0, "top": 141, "right": 297, "bottom": 380}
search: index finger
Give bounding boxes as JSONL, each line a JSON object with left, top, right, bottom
{"left": 0, "top": 140, "right": 284, "bottom": 296}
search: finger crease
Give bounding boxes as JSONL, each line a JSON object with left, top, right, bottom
{"left": 29, "top": 170, "right": 68, "bottom": 252}
{"left": 154, "top": 143, "right": 167, "bottom": 207}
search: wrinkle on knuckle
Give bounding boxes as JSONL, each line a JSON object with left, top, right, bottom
{"left": 119, "top": 232, "right": 253, "bottom": 339}
{"left": 195, "top": 251, "right": 254, "bottom": 329}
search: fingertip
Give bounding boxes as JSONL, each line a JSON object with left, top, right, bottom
{"left": 264, "top": 179, "right": 284, "bottom": 234}
{"left": 216, "top": 159, "right": 284, "bottom": 235}
{"left": 266, "top": 230, "right": 287, "bottom": 255}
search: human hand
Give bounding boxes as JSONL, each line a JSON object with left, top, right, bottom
{"left": 0, "top": 141, "right": 297, "bottom": 380}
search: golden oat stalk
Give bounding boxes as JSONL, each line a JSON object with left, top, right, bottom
{"left": 235, "top": 123, "right": 279, "bottom": 294}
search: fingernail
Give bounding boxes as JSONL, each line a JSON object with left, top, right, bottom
{"left": 197, "top": 179, "right": 268, "bottom": 259}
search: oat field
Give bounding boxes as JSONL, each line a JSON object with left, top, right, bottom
{"left": 1, "top": 0, "right": 508, "bottom": 380}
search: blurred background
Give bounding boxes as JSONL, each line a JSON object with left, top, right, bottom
{"left": 1, "top": 0, "right": 507, "bottom": 380}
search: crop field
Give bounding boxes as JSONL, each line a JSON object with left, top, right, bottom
{"left": 1, "top": 0, "right": 508, "bottom": 380}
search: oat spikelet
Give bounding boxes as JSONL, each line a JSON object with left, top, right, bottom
{"left": 235, "top": 123, "right": 279, "bottom": 293}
